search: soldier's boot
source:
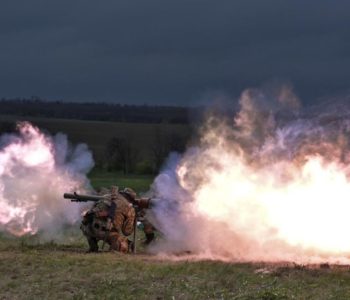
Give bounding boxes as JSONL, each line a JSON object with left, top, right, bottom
{"left": 86, "top": 236, "right": 99, "bottom": 252}
{"left": 144, "top": 232, "right": 155, "bottom": 245}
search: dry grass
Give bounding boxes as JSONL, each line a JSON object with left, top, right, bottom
{"left": 1, "top": 233, "right": 350, "bottom": 299}
{"left": 1, "top": 134, "right": 350, "bottom": 299}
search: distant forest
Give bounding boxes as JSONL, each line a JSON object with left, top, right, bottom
{"left": 0, "top": 98, "right": 198, "bottom": 124}
{"left": 0, "top": 98, "right": 238, "bottom": 174}
{"left": 0, "top": 98, "right": 197, "bottom": 174}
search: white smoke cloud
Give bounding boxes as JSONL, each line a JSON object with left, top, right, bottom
{"left": 149, "top": 85, "right": 350, "bottom": 264}
{"left": 0, "top": 122, "right": 94, "bottom": 237}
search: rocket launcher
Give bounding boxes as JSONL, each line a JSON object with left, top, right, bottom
{"left": 63, "top": 192, "right": 107, "bottom": 202}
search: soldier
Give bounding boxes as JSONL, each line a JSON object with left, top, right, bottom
{"left": 120, "top": 187, "right": 156, "bottom": 245}
{"left": 80, "top": 186, "right": 136, "bottom": 253}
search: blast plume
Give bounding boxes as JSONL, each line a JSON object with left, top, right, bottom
{"left": 150, "top": 86, "right": 350, "bottom": 264}
{"left": 0, "top": 122, "right": 93, "bottom": 236}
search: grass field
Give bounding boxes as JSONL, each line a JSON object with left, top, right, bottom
{"left": 2, "top": 159, "right": 350, "bottom": 299}
{"left": 88, "top": 169, "right": 154, "bottom": 193}
{"left": 2, "top": 233, "right": 350, "bottom": 299}
{"left": 0, "top": 114, "right": 191, "bottom": 166}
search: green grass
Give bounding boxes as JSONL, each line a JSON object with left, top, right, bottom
{"left": 1, "top": 233, "right": 350, "bottom": 299}
{"left": 0, "top": 114, "right": 191, "bottom": 163}
{"left": 88, "top": 169, "right": 154, "bottom": 193}
{"left": 2, "top": 170, "right": 350, "bottom": 299}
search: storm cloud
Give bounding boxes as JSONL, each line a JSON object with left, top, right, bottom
{"left": 0, "top": 0, "right": 349, "bottom": 105}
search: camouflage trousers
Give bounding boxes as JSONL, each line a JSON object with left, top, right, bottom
{"left": 81, "top": 223, "right": 132, "bottom": 253}
{"left": 81, "top": 209, "right": 135, "bottom": 253}
{"left": 113, "top": 209, "right": 135, "bottom": 236}
{"left": 137, "top": 209, "right": 156, "bottom": 244}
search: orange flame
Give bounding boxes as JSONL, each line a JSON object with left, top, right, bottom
{"left": 152, "top": 87, "right": 350, "bottom": 264}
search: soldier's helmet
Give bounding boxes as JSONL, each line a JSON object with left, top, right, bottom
{"left": 98, "top": 187, "right": 110, "bottom": 195}
{"left": 123, "top": 187, "right": 137, "bottom": 200}
{"left": 110, "top": 185, "right": 119, "bottom": 194}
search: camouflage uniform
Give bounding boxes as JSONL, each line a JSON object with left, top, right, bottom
{"left": 137, "top": 210, "right": 156, "bottom": 244}
{"left": 121, "top": 188, "right": 156, "bottom": 245}
{"left": 80, "top": 186, "right": 135, "bottom": 253}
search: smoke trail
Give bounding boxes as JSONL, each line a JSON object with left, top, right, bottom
{"left": 0, "top": 122, "right": 94, "bottom": 237}
{"left": 150, "top": 85, "right": 350, "bottom": 264}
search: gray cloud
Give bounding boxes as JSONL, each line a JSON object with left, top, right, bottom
{"left": 0, "top": 0, "right": 349, "bottom": 105}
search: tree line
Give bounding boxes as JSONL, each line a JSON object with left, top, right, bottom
{"left": 104, "top": 130, "right": 188, "bottom": 174}
{"left": 0, "top": 114, "right": 192, "bottom": 175}
{"left": 0, "top": 98, "right": 196, "bottom": 124}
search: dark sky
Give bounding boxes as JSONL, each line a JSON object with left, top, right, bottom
{"left": 1, "top": 0, "right": 349, "bottom": 106}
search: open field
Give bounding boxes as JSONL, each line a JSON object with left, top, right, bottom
{"left": 0, "top": 114, "right": 191, "bottom": 166}
{"left": 2, "top": 234, "right": 350, "bottom": 299}
{"left": 88, "top": 169, "right": 154, "bottom": 193}
{"left": 2, "top": 137, "right": 350, "bottom": 299}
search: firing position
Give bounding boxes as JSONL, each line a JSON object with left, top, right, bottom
{"left": 121, "top": 187, "right": 156, "bottom": 245}
{"left": 64, "top": 186, "right": 153, "bottom": 253}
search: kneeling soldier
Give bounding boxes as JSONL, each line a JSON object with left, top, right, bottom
{"left": 80, "top": 186, "right": 135, "bottom": 253}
